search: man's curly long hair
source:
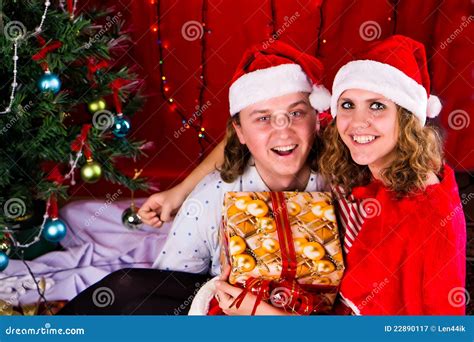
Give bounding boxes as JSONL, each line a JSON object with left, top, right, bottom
{"left": 219, "top": 114, "right": 320, "bottom": 183}
{"left": 318, "top": 106, "right": 444, "bottom": 196}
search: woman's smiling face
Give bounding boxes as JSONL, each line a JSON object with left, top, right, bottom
{"left": 336, "top": 89, "right": 399, "bottom": 171}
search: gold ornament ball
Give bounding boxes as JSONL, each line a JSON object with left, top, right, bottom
{"left": 302, "top": 241, "right": 325, "bottom": 261}
{"left": 234, "top": 253, "right": 256, "bottom": 272}
{"left": 262, "top": 238, "right": 280, "bottom": 253}
{"left": 81, "top": 161, "right": 102, "bottom": 183}
{"left": 246, "top": 199, "right": 268, "bottom": 217}
{"left": 229, "top": 235, "right": 246, "bottom": 255}
{"left": 87, "top": 98, "right": 107, "bottom": 113}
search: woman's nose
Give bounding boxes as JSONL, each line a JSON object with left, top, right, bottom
{"left": 349, "top": 108, "right": 371, "bottom": 129}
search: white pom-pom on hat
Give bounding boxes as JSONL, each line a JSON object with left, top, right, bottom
{"left": 427, "top": 95, "right": 442, "bottom": 118}
{"left": 309, "top": 84, "right": 331, "bottom": 112}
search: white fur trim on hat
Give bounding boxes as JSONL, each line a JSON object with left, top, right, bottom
{"left": 309, "top": 84, "right": 331, "bottom": 112}
{"left": 229, "top": 64, "right": 313, "bottom": 116}
{"left": 188, "top": 277, "right": 219, "bottom": 315}
{"left": 331, "top": 60, "right": 431, "bottom": 126}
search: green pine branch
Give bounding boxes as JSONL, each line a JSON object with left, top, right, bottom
{"left": 0, "top": 1, "right": 151, "bottom": 223}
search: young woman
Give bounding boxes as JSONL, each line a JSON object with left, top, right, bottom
{"left": 59, "top": 41, "right": 331, "bottom": 315}
{"left": 320, "top": 35, "right": 466, "bottom": 315}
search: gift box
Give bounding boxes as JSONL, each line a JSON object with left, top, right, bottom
{"left": 220, "top": 191, "right": 344, "bottom": 314}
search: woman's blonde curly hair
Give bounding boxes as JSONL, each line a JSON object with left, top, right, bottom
{"left": 318, "top": 106, "right": 444, "bottom": 197}
{"left": 219, "top": 114, "right": 321, "bottom": 183}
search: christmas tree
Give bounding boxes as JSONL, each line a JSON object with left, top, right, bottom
{"left": 0, "top": 1, "right": 149, "bottom": 266}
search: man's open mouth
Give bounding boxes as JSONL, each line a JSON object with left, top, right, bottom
{"left": 271, "top": 144, "right": 298, "bottom": 156}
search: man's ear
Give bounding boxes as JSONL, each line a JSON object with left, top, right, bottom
{"left": 232, "top": 120, "right": 246, "bottom": 145}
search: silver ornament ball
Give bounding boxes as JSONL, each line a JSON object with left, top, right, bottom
{"left": 121, "top": 207, "right": 143, "bottom": 230}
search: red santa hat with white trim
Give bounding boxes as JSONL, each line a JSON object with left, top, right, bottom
{"left": 330, "top": 35, "right": 442, "bottom": 126}
{"left": 229, "top": 41, "right": 331, "bottom": 116}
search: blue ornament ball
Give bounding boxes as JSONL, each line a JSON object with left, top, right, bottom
{"left": 38, "top": 72, "right": 61, "bottom": 94}
{"left": 42, "top": 218, "right": 67, "bottom": 243}
{"left": 0, "top": 251, "right": 9, "bottom": 271}
{"left": 112, "top": 115, "right": 131, "bottom": 138}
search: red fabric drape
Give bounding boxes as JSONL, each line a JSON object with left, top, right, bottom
{"left": 75, "top": 0, "right": 473, "bottom": 196}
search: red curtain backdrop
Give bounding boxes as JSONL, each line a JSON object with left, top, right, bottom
{"left": 74, "top": 0, "right": 473, "bottom": 197}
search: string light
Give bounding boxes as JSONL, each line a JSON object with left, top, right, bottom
{"left": 36, "top": 0, "right": 52, "bottom": 33}
{"left": 3, "top": 200, "right": 50, "bottom": 249}
{"left": 2, "top": 132, "right": 88, "bottom": 249}
{"left": 269, "top": 0, "right": 277, "bottom": 36}
{"left": 153, "top": 0, "right": 211, "bottom": 159}
{"left": 196, "top": 0, "right": 209, "bottom": 145}
{"left": 0, "top": 39, "right": 19, "bottom": 115}
{"left": 390, "top": 0, "right": 399, "bottom": 34}
{"left": 0, "top": 0, "right": 51, "bottom": 115}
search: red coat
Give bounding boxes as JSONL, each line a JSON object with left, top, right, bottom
{"left": 337, "top": 165, "right": 466, "bottom": 315}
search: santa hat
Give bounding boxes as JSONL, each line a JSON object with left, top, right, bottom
{"left": 229, "top": 41, "right": 331, "bottom": 116}
{"left": 330, "top": 35, "right": 442, "bottom": 126}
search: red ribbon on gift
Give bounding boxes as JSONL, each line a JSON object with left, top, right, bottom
{"left": 229, "top": 276, "right": 325, "bottom": 315}
{"left": 271, "top": 192, "right": 298, "bottom": 279}
{"left": 227, "top": 192, "right": 330, "bottom": 315}
{"left": 230, "top": 278, "right": 272, "bottom": 315}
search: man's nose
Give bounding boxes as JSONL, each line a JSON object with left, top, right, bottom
{"left": 271, "top": 112, "right": 292, "bottom": 139}
{"left": 271, "top": 111, "right": 292, "bottom": 130}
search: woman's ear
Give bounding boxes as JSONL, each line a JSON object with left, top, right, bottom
{"left": 232, "top": 121, "right": 246, "bottom": 145}
{"left": 315, "top": 110, "right": 320, "bottom": 134}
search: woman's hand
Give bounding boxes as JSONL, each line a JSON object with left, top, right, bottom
{"left": 214, "top": 280, "right": 289, "bottom": 316}
{"left": 138, "top": 184, "right": 188, "bottom": 228}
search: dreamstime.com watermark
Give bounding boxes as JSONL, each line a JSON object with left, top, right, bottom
{"left": 357, "top": 277, "right": 390, "bottom": 310}
{"left": 447, "top": 109, "right": 470, "bottom": 131}
{"left": 181, "top": 20, "right": 204, "bottom": 41}
{"left": 440, "top": 15, "right": 474, "bottom": 49}
{"left": 173, "top": 281, "right": 203, "bottom": 315}
{"left": 448, "top": 287, "right": 470, "bottom": 308}
{"left": 440, "top": 192, "right": 473, "bottom": 227}
{"left": 92, "top": 287, "right": 115, "bottom": 308}
{"left": 173, "top": 100, "right": 212, "bottom": 139}
{"left": 359, "top": 20, "right": 382, "bottom": 41}
{"left": 4, "top": 323, "right": 85, "bottom": 336}
{"left": 0, "top": 101, "right": 34, "bottom": 136}
{"left": 360, "top": 198, "right": 382, "bottom": 219}
{"left": 262, "top": 12, "right": 300, "bottom": 49}
{"left": 2, "top": 197, "right": 26, "bottom": 220}
{"left": 84, "top": 12, "right": 123, "bottom": 49}
{"left": 83, "top": 190, "right": 123, "bottom": 227}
